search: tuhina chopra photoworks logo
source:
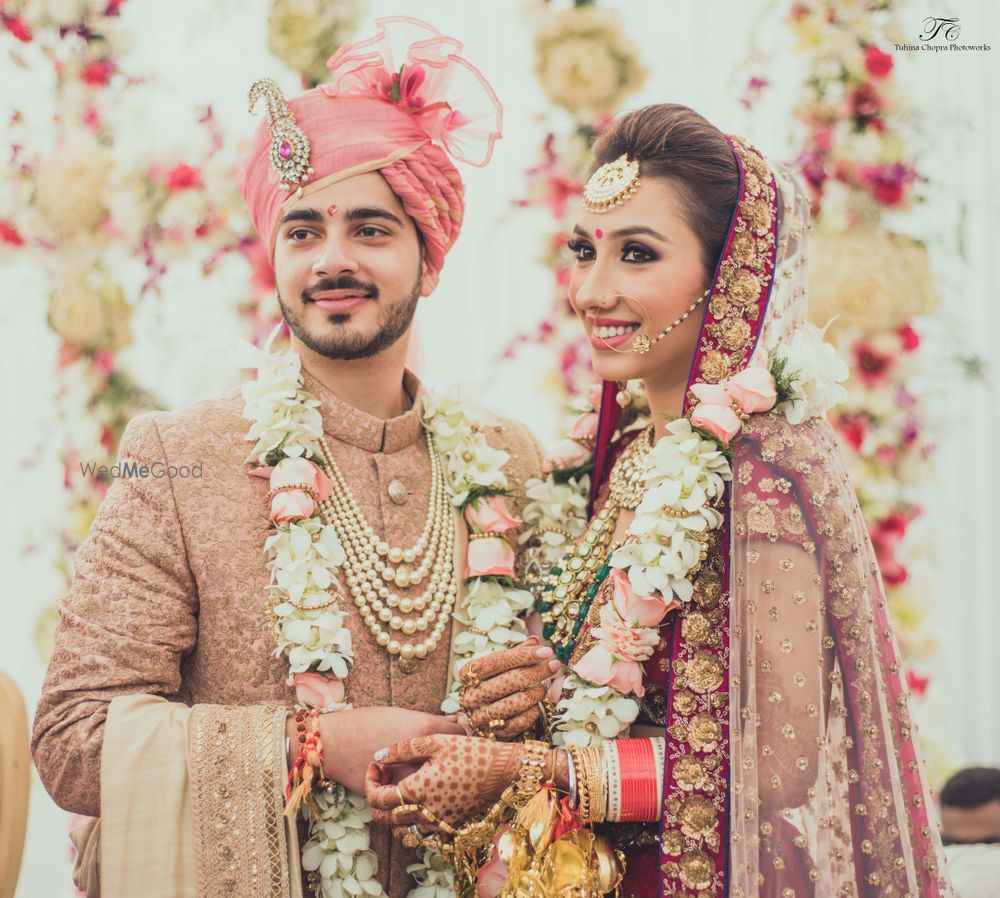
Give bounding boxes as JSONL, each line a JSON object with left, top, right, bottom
{"left": 895, "top": 16, "right": 991, "bottom": 52}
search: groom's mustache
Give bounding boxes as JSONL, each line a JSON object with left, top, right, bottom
{"left": 302, "top": 277, "right": 379, "bottom": 302}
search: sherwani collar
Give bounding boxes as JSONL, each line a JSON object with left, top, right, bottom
{"left": 300, "top": 366, "right": 426, "bottom": 454}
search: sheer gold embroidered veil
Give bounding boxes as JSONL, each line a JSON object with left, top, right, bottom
{"left": 725, "top": 158, "right": 952, "bottom": 898}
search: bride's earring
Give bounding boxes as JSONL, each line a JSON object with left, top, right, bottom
{"left": 615, "top": 382, "right": 632, "bottom": 408}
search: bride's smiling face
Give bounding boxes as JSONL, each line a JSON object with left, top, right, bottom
{"left": 567, "top": 176, "right": 710, "bottom": 387}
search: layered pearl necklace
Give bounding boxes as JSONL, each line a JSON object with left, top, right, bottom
{"left": 317, "top": 431, "right": 457, "bottom": 663}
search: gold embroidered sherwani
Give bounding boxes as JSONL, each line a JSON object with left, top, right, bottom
{"left": 31, "top": 368, "right": 543, "bottom": 898}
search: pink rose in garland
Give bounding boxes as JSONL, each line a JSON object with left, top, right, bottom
{"left": 466, "top": 536, "right": 516, "bottom": 579}
{"left": 464, "top": 495, "right": 522, "bottom": 535}
{"left": 250, "top": 456, "right": 333, "bottom": 523}
{"left": 293, "top": 671, "right": 347, "bottom": 711}
{"left": 569, "top": 410, "right": 599, "bottom": 442}
{"left": 542, "top": 437, "right": 591, "bottom": 473}
{"left": 572, "top": 569, "right": 678, "bottom": 698}
{"left": 689, "top": 346, "right": 777, "bottom": 444}
{"left": 477, "top": 826, "right": 512, "bottom": 898}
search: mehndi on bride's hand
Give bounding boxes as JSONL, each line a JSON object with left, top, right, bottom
{"left": 365, "top": 734, "right": 533, "bottom": 836}
{"left": 456, "top": 636, "right": 561, "bottom": 740}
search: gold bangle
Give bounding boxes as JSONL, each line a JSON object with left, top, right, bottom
{"left": 418, "top": 804, "right": 458, "bottom": 836}
{"left": 390, "top": 803, "right": 421, "bottom": 822}
{"left": 516, "top": 739, "right": 549, "bottom": 806}
{"left": 567, "top": 745, "right": 590, "bottom": 822}
{"left": 588, "top": 746, "right": 608, "bottom": 823}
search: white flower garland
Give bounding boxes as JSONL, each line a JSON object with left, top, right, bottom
{"left": 242, "top": 331, "right": 529, "bottom": 898}
{"left": 534, "top": 335, "right": 848, "bottom": 748}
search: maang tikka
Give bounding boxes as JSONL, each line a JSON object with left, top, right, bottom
{"left": 248, "top": 78, "right": 314, "bottom": 196}
{"left": 583, "top": 154, "right": 641, "bottom": 213}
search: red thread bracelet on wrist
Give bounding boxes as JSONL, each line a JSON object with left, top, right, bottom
{"left": 285, "top": 709, "right": 323, "bottom": 813}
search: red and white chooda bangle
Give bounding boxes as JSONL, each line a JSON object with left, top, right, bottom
{"left": 604, "top": 737, "right": 663, "bottom": 822}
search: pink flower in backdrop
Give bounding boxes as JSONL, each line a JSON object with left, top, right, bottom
{"left": 864, "top": 46, "right": 894, "bottom": 78}
{"left": 739, "top": 75, "right": 770, "bottom": 111}
{"left": 2, "top": 15, "right": 32, "bottom": 43}
{"left": 92, "top": 351, "right": 115, "bottom": 375}
{"left": 293, "top": 672, "right": 346, "bottom": 710}
{"left": 874, "top": 444, "right": 898, "bottom": 466}
{"left": 857, "top": 163, "right": 915, "bottom": 207}
{"left": 847, "top": 81, "right": 884, "bottom": 122}
{"left": 464, "top": 496, "right": 521, "bottom": 535}
{"left": 0, "top": 220, "right": 24, "bottom": 246}
{"left": 853, "top": 338, "right": 896, "bottom": 387}
{"left": 57, "top": 343, "right": 80, "bottom": 369}
{"left": 871, "top": 511, "right": 912, "bottom": 586}
{"left": 898, "top": 324, "right": 921, "bottom": 352}
{"left": 166, "top": 163, "right": 203, "bottom": 191}
{"left": 242, "top": 239, "right": 277, "bottom": 294}
{"left": 466, "top": 536, "right": 516, "bottom": 579}
{"left": 81, "top": 59, "right": 116, "bottom": 86}
{"left": 835, "top": 411, "right": 870, "bottom": 453}
{"left": 82, "top": 106, "right": 102, "bottom": 129}
{"left": 906, "top": 669, "right": 930, "bottom": 696}
{"left": 558, "top": 336, "right": 594, "bottom": 395}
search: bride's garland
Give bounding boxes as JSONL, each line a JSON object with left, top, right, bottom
{"left": 521, "top": 329, "right": 848, "bottom": 748}
{"left": 241, "top": 326, "right": 531, "bottom": 898}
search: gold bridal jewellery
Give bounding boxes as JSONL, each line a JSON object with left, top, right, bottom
{"left": 248, "top": 78, "right": 314, "bottom": 195}
{"left": 629, "top": 287, "right": 710, "bottom": 354}
{"left": 582, "top": 154, "right": 641, "bottom": 213}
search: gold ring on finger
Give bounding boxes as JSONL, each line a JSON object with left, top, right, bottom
{"left": 402, "top": 825, "right": 422, "bottom": 849}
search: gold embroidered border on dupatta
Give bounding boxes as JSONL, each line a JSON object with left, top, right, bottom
{"left": 189, "top": 703, "right": 293, "bottom": 897}
{"left": 658, "top": 136, "right": 779, "bottom": 898}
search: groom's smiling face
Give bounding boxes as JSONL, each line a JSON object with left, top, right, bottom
{"left": 273, "top": 172, "right": 439, "bottom": 361}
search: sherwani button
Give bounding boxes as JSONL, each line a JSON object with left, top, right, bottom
{"left": 387, "top": 479, "right": 408, "bottom": 505}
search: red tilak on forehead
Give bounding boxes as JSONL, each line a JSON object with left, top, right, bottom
{"left": 594, "top": 228, "right": 603, "bottom": 239}
{"left": 326, "top": 205, "right": 338, "bottom": 217}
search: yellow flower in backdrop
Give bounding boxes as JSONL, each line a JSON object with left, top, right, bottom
{"left": 534, "top": 6, "right": 646, "bottom": 116}
{"left": 35, "top": 133, "right": 112, "bottom": 238}
{"left": 809, "top": 229, "right": 938, "bottom": 336}
{"left": 268, "top": 0, "right": 364, "bottom": 86}
{"left": 49, "top": 268, "right": 133, "bottom": 351}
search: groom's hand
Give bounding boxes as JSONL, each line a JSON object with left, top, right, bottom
{"left": 287, "top": 706, "right": 465, "bottom": 795}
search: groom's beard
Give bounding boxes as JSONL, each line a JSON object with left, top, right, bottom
{"left": 278, "top": 270, "right": 422, "bottom": 361}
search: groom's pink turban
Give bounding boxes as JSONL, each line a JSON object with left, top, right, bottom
{"left": 238, "top": 17, "right": 502, "bottom": 277}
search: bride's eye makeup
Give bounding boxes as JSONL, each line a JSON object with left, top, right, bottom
{"left": 621, "top": 241, "right": 657, "bottom": 264}
{"left": 566, "top": 237, "right": 594, "bottom": 261}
